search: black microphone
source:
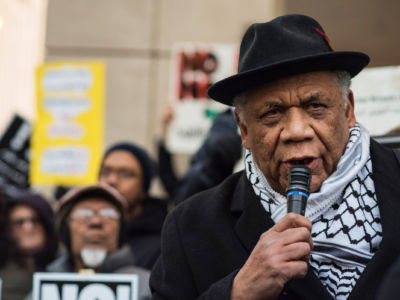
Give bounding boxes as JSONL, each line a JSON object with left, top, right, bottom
{"left": 286, "top": 166, "right": 312, "bottom": 216}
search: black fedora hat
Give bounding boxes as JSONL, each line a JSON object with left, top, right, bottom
{"left": 208, "top": 14, "right": 370, "bottom": 106}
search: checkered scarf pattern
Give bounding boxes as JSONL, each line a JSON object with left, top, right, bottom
{"left": 244, "top": 123, "right": 382, "bottom": 299}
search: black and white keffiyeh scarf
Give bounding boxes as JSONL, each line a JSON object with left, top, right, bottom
{"left": 245, "top": 123, "right": 382, "bottom": 299}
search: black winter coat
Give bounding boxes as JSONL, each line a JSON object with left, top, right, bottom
{"left": 150, "top": 140, "right": 400, "bottom": 299}
{"left": 127, "top": 196, "right": 168, "bottom": 270}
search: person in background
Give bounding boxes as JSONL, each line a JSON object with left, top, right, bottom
{"left": 158, "top": 106, "right": 242, "bottom": 205}
{"left": 150, "top": 14, "right": 400, "bottom": 299}
{"left": 98, "top": 142, "right": 167, "bottom": 270}
{"left": 157, "top": 104, "right": 177, "bottom": 197}
{"left": 47, "top": 183, "right": 150, "bottom": 299}
{"left": 0, "top": 190, "right": 58, "bottom": 300}
{"left": 0, "top": 193, "right": 8, "bottom": 266}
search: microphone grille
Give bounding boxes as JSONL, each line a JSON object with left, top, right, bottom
{"left": 287, "top": 166, "right": 312, "bottom": 194}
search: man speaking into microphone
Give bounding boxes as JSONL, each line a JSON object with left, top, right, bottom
{"left": 151, "top": 14, "right": 400, "bottom": 300}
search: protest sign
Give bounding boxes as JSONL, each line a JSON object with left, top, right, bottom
{"left": 352, "top": 65, "right": 400, "bottom": 136}
{"left": 0, "top": 114, "right": 30, "bottom": 196}
{"left": 32, "top": 273, "right": 138, "bottom": 300}
{"left": 31, "top": 61, "right": 105, "bottom": 185}
{"left": 166, "top": 43, "right": 237, "bottom": 153}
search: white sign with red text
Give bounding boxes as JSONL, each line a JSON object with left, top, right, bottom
{"left": 167, "top": 43, "right": 237, "bottom": 154}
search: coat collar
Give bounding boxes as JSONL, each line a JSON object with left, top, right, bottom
{"left": 230, "top": 173, "right": 274, "bottom": 253}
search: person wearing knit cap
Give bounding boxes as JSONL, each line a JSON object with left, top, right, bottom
{"left": 99, "top": 143, "right": 156, "bottom": 219}
{"left": 99, "top": 142, "right": 167, "bottom": 270}
{"left": 150, "top": 14, "right": 400, "bottom": 300}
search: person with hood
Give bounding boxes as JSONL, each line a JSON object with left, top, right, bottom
{"left": 98, "top": 142, "right": 167, "bottom": 270}
{"left": 0, "top": 190, "right": 58, "bottom": 300}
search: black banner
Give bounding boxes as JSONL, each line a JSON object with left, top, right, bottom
{"left": 0, "top": 114, "right": 31, "bottom": 196}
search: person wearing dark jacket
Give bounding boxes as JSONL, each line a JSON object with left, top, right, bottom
{"left": 0, "top": 190, "right": 58, "bottom": 300}
{"left": 150, "top": 14, "right": 400, "bottom": 299}
{"left": 158, "top": 108, "right": 242, "bottom": 205}
{"left": 99, "top": 142, "right": 167, "bottom": 270}
{"left": 46, "top": 183, "right": 151, "bottom": 299}
{"left": 0, "top": 193, "right": 8, "bottom": 267}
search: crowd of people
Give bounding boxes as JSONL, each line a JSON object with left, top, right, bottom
{"left": 2, "top": 12, "right": 400, "bottom": 300}
{"left": 0, "top": 101, "right": 242, "bottom": 299}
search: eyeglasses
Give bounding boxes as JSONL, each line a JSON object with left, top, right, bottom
{"left": 11, "top": 216, "right": 40, "bottom": 228}
{"left": 69, "top": 208, "right": 120, "bottom": 223}
{"left": 99, "top": 167, "right": 139, "bottom": 180}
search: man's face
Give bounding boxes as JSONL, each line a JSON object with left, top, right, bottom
{"left": 99, "top": 150, "right": 144, "bottom": 208}
{"left": 236, "top": 71, "right": 356, "bottom": 194}
{"left": 68, "top": 198, "right": 120, "bottom": 261}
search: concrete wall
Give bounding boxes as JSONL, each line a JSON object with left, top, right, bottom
{"left": 284, "top": 0, "right": 400, "bottom": 67}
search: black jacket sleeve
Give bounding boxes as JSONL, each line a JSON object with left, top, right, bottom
{"left": 157, "top": 141, "right": 179, "bottom": 197}
{"left": 150, "top": 210, "right": 238, "bottom": 299}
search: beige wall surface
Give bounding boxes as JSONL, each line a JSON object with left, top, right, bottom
{"left": 47, "top": 0, "right": 154, "bottom": 50}
{"left": 157, "top": 0, "right": 283, "bottom": 50}
{"left": 284, "top": 0, "right": 400, "bottom": 67}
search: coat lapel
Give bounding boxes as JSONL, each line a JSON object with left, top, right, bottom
{"left": 348, "top": 140, "right": 400, "bottom": 300}
{"left": 231, "top": 174, "right": 274, "bottom": 252}
{"left": 231, "top": 173, "right": 331, "bottom": 299}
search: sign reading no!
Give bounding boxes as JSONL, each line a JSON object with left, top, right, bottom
{"left": 32, "top": 273, "right": 138, "bottom": 300}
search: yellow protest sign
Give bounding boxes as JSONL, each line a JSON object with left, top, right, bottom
{"left": 31, "top": 61, "right": 105, "bottom": 185}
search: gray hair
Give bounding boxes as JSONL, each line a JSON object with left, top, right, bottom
{"left": 333, "top": 70, "right": 351, "bottom": 110}
{"left": 232, "top": 90, "right": 247, "bottom": 122}
{"left": 232, "top": 70, "right": 352, "bottom": 122}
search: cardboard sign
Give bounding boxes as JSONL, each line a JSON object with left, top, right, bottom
{"left": 0, "top": 114, "right": 30, "bottom": 196}
{"left": 352, "top": 66, "right": 400, "bottom": 135}
{"left": 166, "top": 100, "right": 226, "bottom": 153}
{"left": 32, "top": 273, "right": 138, "bottom": 300}
{"left": 31, "top": 61, "right": 105, "bottom": 185}
{"left": 167, "top": 43, "right": 237, "bottom": 153}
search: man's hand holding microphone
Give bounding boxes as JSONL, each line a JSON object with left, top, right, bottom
{"left": 231, "top": 166, "right": 313, "bottom": 300}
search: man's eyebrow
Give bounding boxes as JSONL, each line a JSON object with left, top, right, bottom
{"left": 301, "top": 92, "right": 326, "bottom": 103}
{"left": 262, "top": 100, "right": 282, "bottom": 108}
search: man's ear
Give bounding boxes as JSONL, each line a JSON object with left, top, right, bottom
{"left": 234, "top": 109, "right": 250, "bottom": 150}
{"left": 346, "top": 90, "right": 356, "bottom": 128}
